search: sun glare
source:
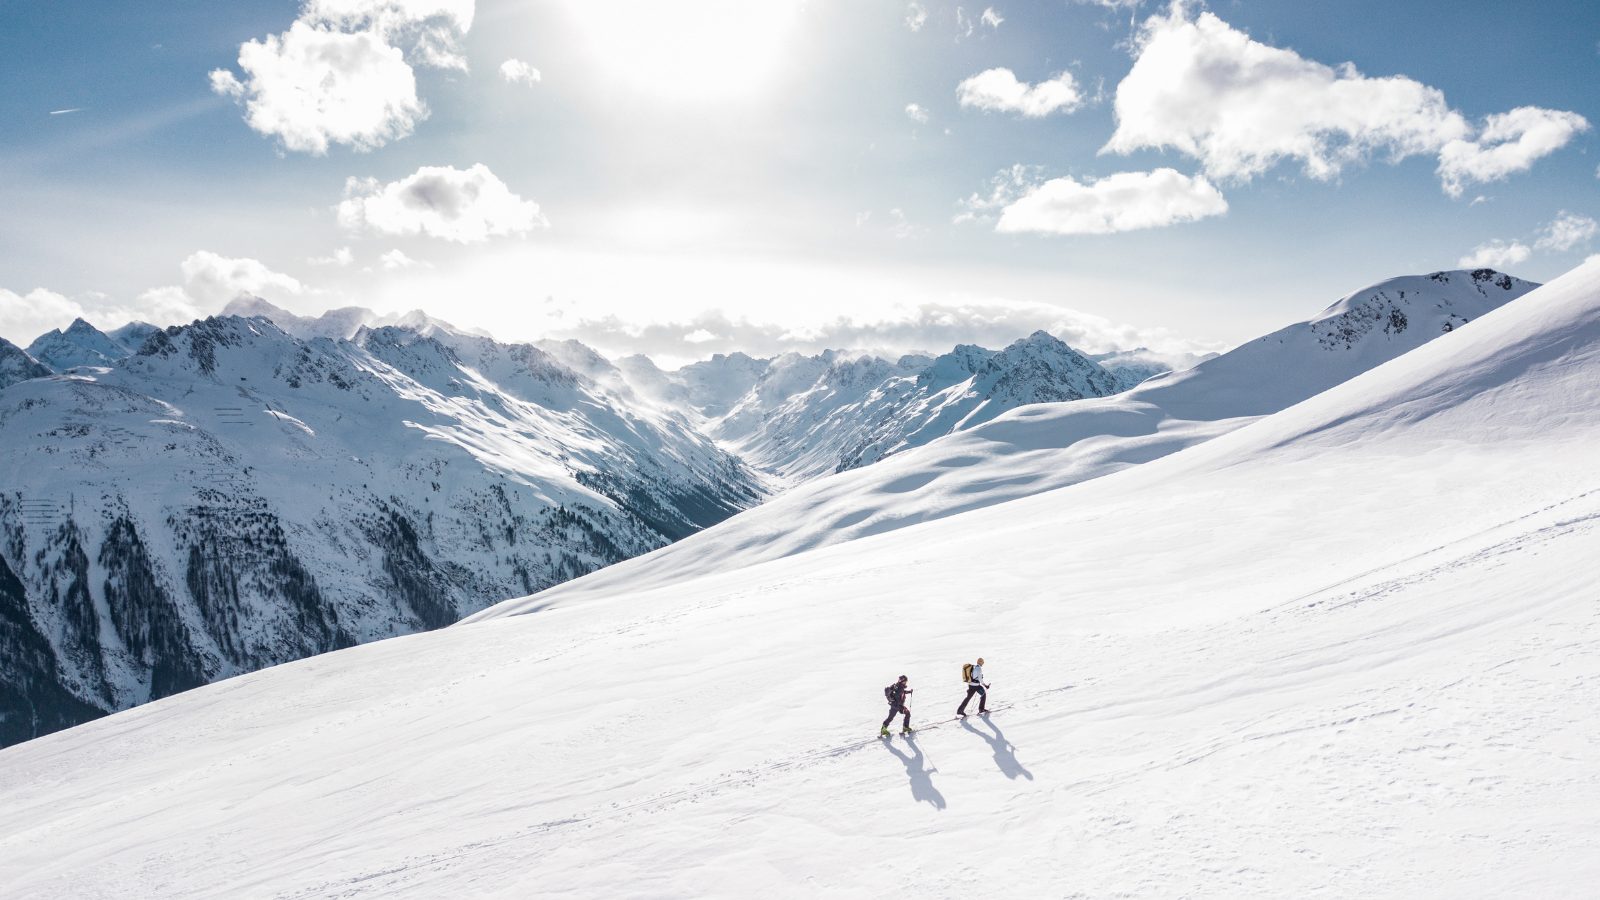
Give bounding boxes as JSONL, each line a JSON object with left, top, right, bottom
{"left": 562, "top": 0, "right": 804, "bottom": 102}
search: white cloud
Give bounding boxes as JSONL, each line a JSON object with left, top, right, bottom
{"left": 500, "top": 58, "right": 541, "bottom": 86}
{"left": 310, "top": 246, "right": 356, "bottom": 266}
{"left": 905, "top": 2, "right": 927, "bottom": 31}
{"left": 337, "top": 163, "right": 547, "bottom": 243}
{"left": 984, "top": 168, "right": 1227, "bottom": 236}
{"left": 210, "top": 0, "right": 474, "bottom": 154}
{"left": 210, "top": 22, "right": 424, "bottom": 155}
{"left": 1457, "top": 240, "right": 1532, "bottom": 270}
{"left": 127, "top": 286, "right": 209, "bottom": 326}
{"left": 957, "top": 68, "right": 1082, "bottom": 118}
{"left": 1534, "top": 211, "right": 1599, "bottom": 253}
{"left": 1437, "top": 108, "right": 1591, "bottom": 197}
{"left": 0, "top": 288, "right": 88, "bottom": 345}
{"left": 0, "top": 253, "right": 310, "bottom": 344}
{"left": 905, "top": 102, "right": 930, "bottom": 124}
{"left": 177, "top": 251, "right": 305, "bottom": 306}
{"left": 1104, "top": 7, "right": 1586, "bottom": 195}
{"left": 304, "top": 0, "right": 475, "bottom": 68}
{"left": 380, "top": 248, "right": 422, "bottom": 269}
{"left": 981, "top": 7, "right": 1004, "bottom": 28}
{"left": 1106, "top": 8, "right": 1465, "bottom": 182}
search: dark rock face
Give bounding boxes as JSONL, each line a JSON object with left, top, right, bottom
{"left": 0, "top": 546, "right": 105, "bottom": 746}
{"left": 0, "top": 338, "right": 52, "bottom": 390}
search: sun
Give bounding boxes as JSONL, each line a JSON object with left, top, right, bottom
{"left": 561, "top": 0, "right": 804, "bottom": 102}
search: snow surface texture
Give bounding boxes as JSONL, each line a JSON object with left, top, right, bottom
{"left": 0, "top": 312, "right": 762, "bottom": 745}
{"left": 1, "top": 262, "right": 1596, "bottom": 897}
{"left": 477, "top": 269, "right": 1538, "bottom": 614}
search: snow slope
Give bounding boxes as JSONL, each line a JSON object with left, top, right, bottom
{"left": 0, "top": 262, "right": 1595, "bottom": 897}
{"left": 483, "top": 268, "right": 1537, "bottom": 609}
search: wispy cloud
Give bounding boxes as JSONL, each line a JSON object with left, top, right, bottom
{"left": 48, "top": 108, "right": 84, "bottom": 116}
{"left": 991, "top": 168, "right": 1227, "bottom": 236}
{"left": 958, "top": 68, "right": 1082, "bottom": 117}
{"left": 1457, "top": 239, "right": 1531, "bottom": 270}
{"left": 499, "top": 59, "right": 541, "bottom": 86}
{"left": 1535, "top": 211, "right": 1599, "bottom": 252}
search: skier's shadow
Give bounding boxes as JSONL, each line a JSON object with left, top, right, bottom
{"left": 882, "top": 736, "right": 946, "bottom": 809}
{"left": 962, "top": 715, "right": 1033, "bottom": 781}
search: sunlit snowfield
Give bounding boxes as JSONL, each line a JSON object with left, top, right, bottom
{"left": 2, "top": 262, "right": 1597, "bottom": 897}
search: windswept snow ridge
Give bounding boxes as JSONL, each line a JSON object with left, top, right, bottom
{"left": 0, "top": 262, "right": 1594, "bottom": 897}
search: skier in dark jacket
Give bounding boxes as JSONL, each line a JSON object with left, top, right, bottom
{"left": 881, "top": 675, "right": 914, "bottom": 736}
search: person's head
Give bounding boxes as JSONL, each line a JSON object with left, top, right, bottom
{"left": 898, "top": 675, "right": 908, "bottom": 683}
{"left": 976, "top": 657, "right": 984, "bottom": 665}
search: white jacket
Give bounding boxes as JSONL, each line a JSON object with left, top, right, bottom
{"left": 968, "top": 664, "right": 984, "bottom": 686}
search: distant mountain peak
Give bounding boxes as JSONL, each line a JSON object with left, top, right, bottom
{"left": 0, "top": 336, "right": 53, "bottom": 389}
{"left": 25, "top": 317, "right": 132, "bottom": 370}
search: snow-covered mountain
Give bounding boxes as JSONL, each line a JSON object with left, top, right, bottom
{"left": 0, "top": 311, "right": 763, "bottom": 746}
{"left": 0, "top": 337, "right": 52, "bottom": 390}
{"left": 634, "top": 332, "right": 1130, "bottom": 480}
{"left": 1, "top": 262, "right": 1594, "bottom": 897}
{"left": 477, "top": 269, "right": 1539, "bottom": 607}
{"left": 24, "top": 318, "right": 141, "bottom": 370}
{"left": 1093, "top": 346, "right": 1218, "bottom": 390}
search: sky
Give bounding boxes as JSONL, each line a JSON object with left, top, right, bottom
{"left": 2, "top": 0, "right": 1597, "bottom": 366}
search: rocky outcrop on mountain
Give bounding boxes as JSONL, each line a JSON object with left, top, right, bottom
{"left": 0, "top": 338, "right": 52, "bottom": 390}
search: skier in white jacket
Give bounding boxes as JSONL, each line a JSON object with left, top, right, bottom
{"left": 957, "top": 657, "right": 989, "bottom": 716}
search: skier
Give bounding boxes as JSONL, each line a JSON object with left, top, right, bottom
{"left": 957, "top": 657, "right": 989, "bottom": 716}
{"left": 880, "top": 674, "right": 914, "bottom": 736}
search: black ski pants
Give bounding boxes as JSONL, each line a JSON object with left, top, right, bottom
{"left": 957, "top": 684, "right": 988, "bottom": 714}
{"left": 883, "top": 702, "right": 910, "bottom": 729}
